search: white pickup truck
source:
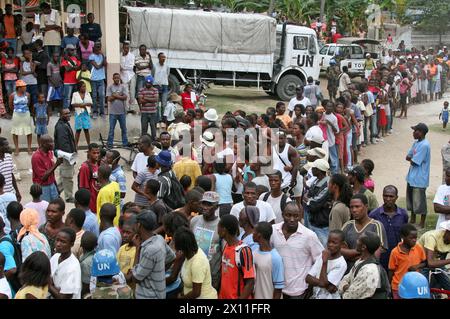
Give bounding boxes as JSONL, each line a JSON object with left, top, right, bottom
{"left": 320, "top": 38, "right": 381, "bottom": 77}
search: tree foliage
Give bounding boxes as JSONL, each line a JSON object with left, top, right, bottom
{"left": 405, "top": 0, "right": 450, "bottom": 35}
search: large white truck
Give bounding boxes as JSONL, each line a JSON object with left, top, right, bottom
{"left": 124, "top": 7, "right": 320, "bottom": 101}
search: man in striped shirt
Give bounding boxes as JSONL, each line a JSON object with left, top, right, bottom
{"left": 0, "top": 138, "right": 21, "bottom": 202}
{"left": 138, "top": 75, "right": 159, "bottom": 141}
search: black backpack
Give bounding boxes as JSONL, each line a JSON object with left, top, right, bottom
{"left": 160, "top": 171, "right": 186, "bottom": 210}
{"left": 0, "top": 235, "right": 22, "bottom": 292}
{"left": 262, "top": 192, "right": 288, "bottom": 212}
{"left": 354, "top": 257, "right": 391, "bottom": 299}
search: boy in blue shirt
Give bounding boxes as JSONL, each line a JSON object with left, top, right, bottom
{"left": 406, "top": 123, "right": 431, "bottom": 229}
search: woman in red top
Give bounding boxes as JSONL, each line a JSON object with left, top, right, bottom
{"left": 180, "top": 83, "right": 197, "bottom": 111}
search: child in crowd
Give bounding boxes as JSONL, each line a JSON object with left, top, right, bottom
{"left": 33, "top": 93, "right": 49, "bottom": 146}
{"left": 117, "top": 218, "right": 137, "bottom": 278}
{"left": 305, "top": 230, "right": 347, "bottom": 299}
{"left": 388, "top": 224, "right": 426, "bottom": 299}
{"left": 0, "top": 252, "right": 12, "bottom": 299}
{"left": 77, "top": 63, "right": 92, "bottom": 93}
{"left": 439, "top": 101, "right": 449, "bottom": 130}
{"left": 1, "top": 47, "right": 19, "bottom": 99}
{"left": 163, "top": 93, "right": 180, "bottom": 126}
{"left": 361, "top": 159, "right": 375, "bottom": 193}
{"left": 24, "top": 184, "right": 49, "bottom": 227}
{"left": 180, "top": 175, "right": 192, "bottom": 195}
{"left": 79, "top": 231, "right": 97, "bottom": 297}
{"left": 47, "top": 52, "right": 63, "bottom": 113}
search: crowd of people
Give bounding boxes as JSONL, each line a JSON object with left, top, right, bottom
{"left": 0, "top": 3, "right": 449, "bottom": 300}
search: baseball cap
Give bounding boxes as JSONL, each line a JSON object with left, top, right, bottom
{"left": 145, "top": 75, "right": 154, "bottom": 84}
{"left": 311, "top": 159, "right": 329, "bottom": 172}
{"left": 439, "top": 220, "right": 450, "bottom": 231}
{"left": 155, "top": 150, "right": 173, "bottom": 167}
{"left": 201, "top": 191, "right": 220, "bottom": 203}
{"left": 307, "top": 147, "right": 327, "bottom": 159}
{"left": 411, "top": 123, "right": 429, "bottom": 135}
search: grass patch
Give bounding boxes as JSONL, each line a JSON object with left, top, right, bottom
{"left": 428, "top": 123, "right": 450, "bottom": 134}
{"left": 397, "top": 196, "right": 437, "bottom": 235}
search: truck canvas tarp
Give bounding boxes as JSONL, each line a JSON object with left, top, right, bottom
{"left": 125, "top": 7, "right": 277, "bottom": 75}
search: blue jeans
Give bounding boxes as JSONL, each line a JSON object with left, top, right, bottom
{"left": 108, "top": 114, "right": 129, "bottom": 147}
{"left": 346, "top": 132, "right": 352, "bottom": 170}
{"left": 302, "top": 204, "right": 311, "bottom": 229}
{"left": 136, "top": 76, "right": 146, "bottom": 97}
{"left": 26, "top": 84, "right": 38, "bottom": 106}
{"left": 41, "top": 184, "right": 59, "bottom": 203}
{"left": 5, "top": 38, "right": 17, "bottom": 53}
{"left": 155, "top": 84, "right": 169, "bottom": 121}
{"left": 45, "top": 46, "right": 60, "bottom": 58}
{"left": 5, "top": 80, "right": 15, "bottom": 98}
{"left": 370, "top": 114, "right": 378, "bottom": 141}
{"left": 91, "top": 80, "right": 105, "bottom": 115}
{"left": 329, "top": 144, "right": 339, "bottom": 175}
{"left": 141, "top": 112, "right": 158, "bottom": 140}
{"left": 309, "top": 225, "right": 329, "bottom": 247}
{"left": 63, "top": 84, "right": 76, "bottom": 109}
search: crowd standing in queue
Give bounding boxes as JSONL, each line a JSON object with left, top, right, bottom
{"left": 0, "top": 3, "right": 449, "bottom": 300}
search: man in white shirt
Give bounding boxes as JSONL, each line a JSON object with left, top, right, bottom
{"left": 120, "top": 42, "right": 136, "bottom": 108}
{"left": 383, "top": 49, "right": 394, "bottom": 65}
{"left": 338, "top": 66, "right": 352, "bottom": 95}
{"left": 433, "top": 167, "right": 450, "bottom": 229}
{"left": 323, "top": 101, "right": 339, "bottom": 174}
{"left": 259, "top": 170, "right": 292, "bottom": 223}
{"left": 288, "top": 86, "right": 311, "bottom": 117}
{"left": 230, "top": 182, "right": 276, "bottom": 224}
{"left": 49, "top": 228, "right": 82, "bottom": 299}
{"left": 153, "top": 52, "right": 170, "bottom": 122}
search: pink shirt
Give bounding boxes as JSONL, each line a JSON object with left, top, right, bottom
{"left": 270, "top": 222, "right": 324, "bottom": 296}
{"left": 80, "top": 40, "right": 94, "bottom": 61}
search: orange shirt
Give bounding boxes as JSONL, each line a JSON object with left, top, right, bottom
{"left": 4, "top": 15, "right": 16, "bottom": 39}
{"left": 219, "top": 241, "right": 255, "bottom": 299}
{"left": 429, "top": 64, "right": 437, "bottom": 77}
{"left": 276, "top": 114, "right": 292, "bottom": 128}
{"left": 388, "top": 243, "right": 426, "bottom": 291}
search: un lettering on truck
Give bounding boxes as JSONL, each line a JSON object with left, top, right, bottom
{"left": 126, "top": 7, "right": 277, "bottom": 75}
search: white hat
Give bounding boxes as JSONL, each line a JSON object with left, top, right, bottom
{"left": 366, "top": 53, "right": 371, "bottom": 57}
{"left": 204, "top": 108, "right": 219, "bottom": 122}
{"left": 311, "top": 159, "right": 330, "bottom": 172}
{"left": 307, "top": 147, "right": 327, "bottom": 159}
{"left": 200, "top": 131, "right": 215, "bottom": 147}
{"left": 439, "top": 220, "right": 450, "bottom": 232}
{"left": 309, "top": 132, "right": 325, "bottom": 145}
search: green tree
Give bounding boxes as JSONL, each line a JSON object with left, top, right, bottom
{"left": 406, "top": 0, "right": 450, "bottom": 44}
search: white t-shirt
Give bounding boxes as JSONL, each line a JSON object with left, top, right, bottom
{"left": 433, "top": 184, "right": 450, "bottom": 229}
{"left": 307, "top": 256, "right": 347, "bottom": 299}
{"left": 24, "top": 200, "right": 49, "bottom": 227}
{"left": 323, "top": 113, "right": 339, "bottom": 146}
{"left": 252, "top": 175, "right": 270, "bottom": 190}
{"left": 288, "top": 96, "right": 311, "bottom": 112}
{"left": 0, "top": 277, "right": 12, "bottom": 299}
{"left": 131, "top": 150, "right": 162, "bottom": 175}
{"left": 259, "top": 192, "right": 292, "bottom": 224}
{"left": 230, "top": 200, "right": 276, "bottom": 223}
{"left": 50, "top": 253, "right": 82, "bottom": 299}
{"left": 0, "top": 192, "right": 17, "bottom": 233}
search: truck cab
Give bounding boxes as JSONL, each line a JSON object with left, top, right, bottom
{"left": 270, "top": 24, "right": 321, "bottom": 100}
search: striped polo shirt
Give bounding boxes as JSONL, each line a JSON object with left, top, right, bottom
{"left": 138, "top": 87, "right": 159, "bottom": 114}
{"left": 0, "top": 154, "right": 14, "bottom": 193}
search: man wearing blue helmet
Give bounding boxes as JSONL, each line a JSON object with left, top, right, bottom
{"left": 398, "top": 272, "right": 430, "bottom": 299}
{"left": 89, "top": 249, "right": 133, "bottom": 299}
{"left": 138, "top": 74, "right": 159, "bottom": 140}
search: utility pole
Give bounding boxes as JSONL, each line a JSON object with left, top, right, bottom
{"left": 268, "top": 0, "right": 275, "bottom": 16}
{"left": 320, "top": 0, "right": 325, "bottom": 22}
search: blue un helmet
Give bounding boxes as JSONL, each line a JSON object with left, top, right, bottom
{"left": 398, "top": 272, "right": 430, "bottom": 299}
{"left": 145, "top": 74, "right": 154, "bottom": 85}
{"left": 329, "top": 58, "right": 337, "bottom": 66}
{"left": 91, "top": 249, "right": 121, "bottom": 277}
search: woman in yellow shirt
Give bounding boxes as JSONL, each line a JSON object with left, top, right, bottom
{"left": 15, "top": 251, "right": 50, "bottom": 299}
{"left": 174, "top": 227, "right": 217, "bottom": 299}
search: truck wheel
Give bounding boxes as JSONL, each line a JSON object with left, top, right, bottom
{"left": 168, "top": 74, "right": 180, "bottom": 94}
{"left": 276, "top": 75, "right": 303, "bottom": 101}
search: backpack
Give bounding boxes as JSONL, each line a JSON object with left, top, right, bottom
{"left": 0, "top": 235, "right": 22, "bottom": 292}
{"left": 234, "top": 243, "right": 251, "bottom": 297}
{"left": 354, "top": 257, "right": 391, "bottom": 299}
{"left": 161, "top": 171, "right": 186, "bottom": 210}
{"left": 262, "top": 192, "right": 288, "bottom": 213}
